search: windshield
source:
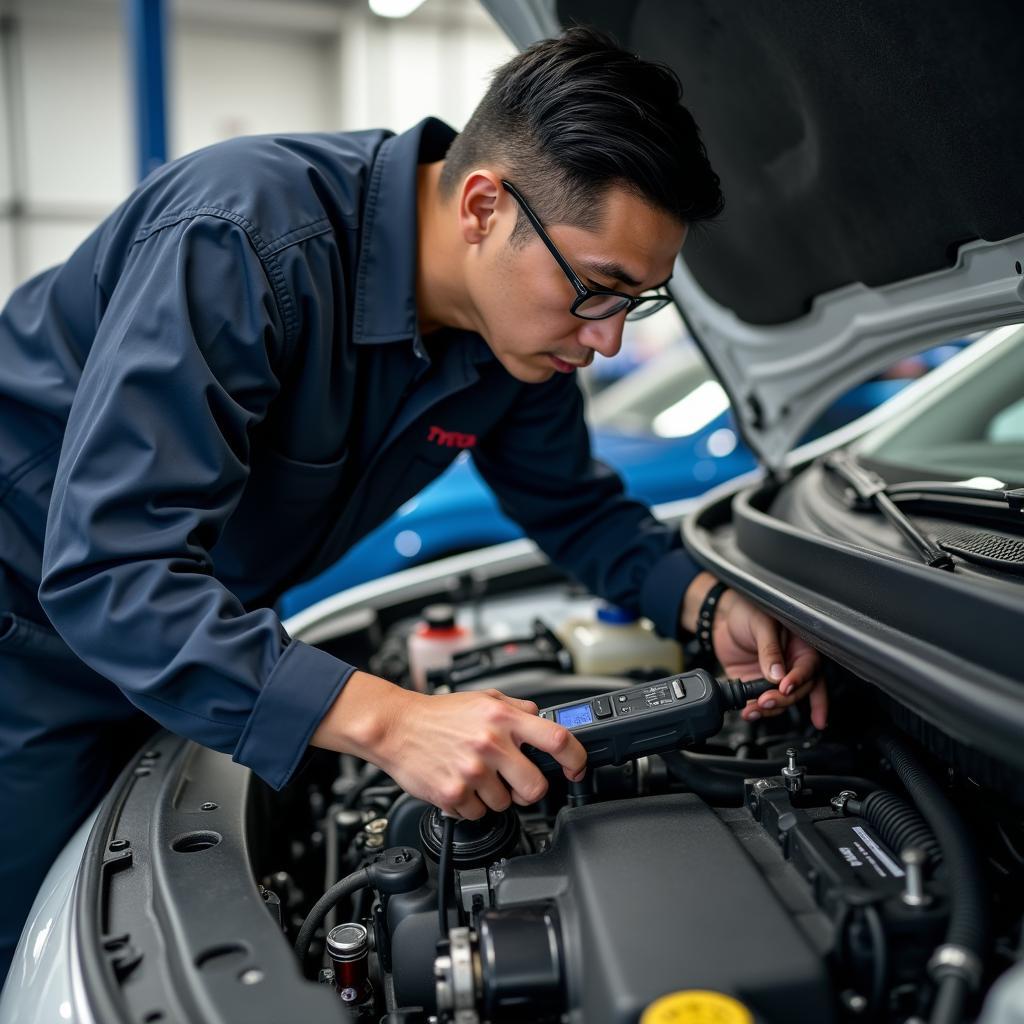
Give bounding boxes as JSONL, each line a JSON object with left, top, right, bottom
{"left": 856, "top": 324, "right": 1024, "bottom": 487}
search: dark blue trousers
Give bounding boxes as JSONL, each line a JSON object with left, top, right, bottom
{"left": 0, "top": 614, "right": 153, "bottom": 987}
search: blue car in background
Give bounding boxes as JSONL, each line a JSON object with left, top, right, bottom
{"left": 279, "top": 340, "right": 966, "bottom": 617}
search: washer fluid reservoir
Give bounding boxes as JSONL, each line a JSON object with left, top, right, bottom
{"left": 556, "top": 604, "right": 683, "bottom": 676}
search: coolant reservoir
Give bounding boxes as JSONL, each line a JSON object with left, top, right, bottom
{"left": 556, "top": 604, "right": 683, "bottom": 676}
{"left": 407, "top": 604, "right": 475, "bottom": 693}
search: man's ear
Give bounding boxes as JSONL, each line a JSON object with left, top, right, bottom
{"left": 458, "top": 171, "right": 507, "bottom": 245}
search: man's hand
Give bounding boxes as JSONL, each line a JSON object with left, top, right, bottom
{"left": 681, "top": 572, "right": 828, "bottom": 729}
{"left": 311, "top": 671, "right": 587, "bottom": 819}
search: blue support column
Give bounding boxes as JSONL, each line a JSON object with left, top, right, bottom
{"left": 125, "top": 0, "right": 168, "bottom": 182}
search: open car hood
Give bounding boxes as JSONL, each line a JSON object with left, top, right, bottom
{"left": 482, "top": 0, "right": 1024, "bottom": 470}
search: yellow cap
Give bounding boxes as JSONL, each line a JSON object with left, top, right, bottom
{"left": 640, "top": 990, "right": 754, "bottom": 1024}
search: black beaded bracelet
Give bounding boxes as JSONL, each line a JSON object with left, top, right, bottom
{"left": 696, "top": 581, "right": 728, "bottom": 658}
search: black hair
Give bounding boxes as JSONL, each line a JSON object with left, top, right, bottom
{"left": 439, "top": 26, "right": 724, "bottom": 244}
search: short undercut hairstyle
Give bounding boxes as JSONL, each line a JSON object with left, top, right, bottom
{"left": 440, "top": 26, "right": 724, "bottom": 245}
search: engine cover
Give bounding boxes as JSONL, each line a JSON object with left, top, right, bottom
{"left": 493, "top": 794, "right": 835, "bottom": 1024}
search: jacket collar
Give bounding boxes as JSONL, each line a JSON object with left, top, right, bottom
{"left": 352, "top": 117, "right": 458, "bottom": 346}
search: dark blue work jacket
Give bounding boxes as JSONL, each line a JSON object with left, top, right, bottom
{"left": 0, "top": 117, "right": 699, "bottom": 790}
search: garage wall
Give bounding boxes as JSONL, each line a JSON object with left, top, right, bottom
{"left": 334, "top": 9, "right": 513, "bottom": 134}
{"left": 0, "top": 25, "right": 13, "bottom": 296}
{"left": 0, "top": 0, "right": 515, "bottom": 300}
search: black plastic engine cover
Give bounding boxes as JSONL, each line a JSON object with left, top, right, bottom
{"left": 493, "top": 794, "right": 835, "bottom": 1024}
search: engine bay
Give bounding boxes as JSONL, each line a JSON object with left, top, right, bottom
{"left": 244, "top": 579, "right": 1024, "bottom": 1024}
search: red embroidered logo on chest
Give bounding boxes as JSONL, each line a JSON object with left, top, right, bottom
{"left": 427, "top": 425, "right": 477, "bottom": 449}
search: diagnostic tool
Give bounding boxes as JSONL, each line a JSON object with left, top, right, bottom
{"left": 526, "top": 670, "right": 773, "bottom": 772}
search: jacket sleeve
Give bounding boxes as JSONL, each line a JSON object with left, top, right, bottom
{"left": 39, "top": 215, "right": 355, "bottom": 790}
{"left": 470, "top": 371, "right": 702, "bottom": 639}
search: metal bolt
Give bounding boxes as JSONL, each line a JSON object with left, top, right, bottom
{"left": 901, "top": 847, "right": 931, "bottom": 907}
{"left": 781, "top": 747, "right": 804, "bottom": 794}
{"left": 239, "top": 969, "right": 264, "bottom": 986}
{"left": 364, "top": 834, "right": 384, "bottom": 849}
{"left": 364, "top": 817, "right": 388, "bottom": 835}
{"left": 109, "top": 839, "right": 130, "bottom": 852}
{"left": 200, "top": 802, "right": 218, "bottom": 811}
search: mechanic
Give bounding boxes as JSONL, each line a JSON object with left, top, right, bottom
{"left": 0, "top": 28, "right": 827, "bottom": 980}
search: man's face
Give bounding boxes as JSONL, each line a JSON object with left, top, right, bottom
{"left": 471, "top": 185, "right": 686, "bottom": 384}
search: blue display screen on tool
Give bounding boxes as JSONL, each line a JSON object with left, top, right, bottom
{"left": 556, "top": 704, "right": 594, "bottom": 728}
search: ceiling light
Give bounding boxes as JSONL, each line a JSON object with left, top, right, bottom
{"left": 368, "top": 0, "right": 428, "bottom": 17}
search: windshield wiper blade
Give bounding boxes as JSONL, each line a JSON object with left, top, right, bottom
{"left": 885, "top": 480, "right": 1024, "bottom": 516}
{"left": 823, "top": 452, "right": 956, "bottom": 570}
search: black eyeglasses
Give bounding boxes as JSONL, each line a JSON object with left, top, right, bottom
{"left": 501, "top": 179, "right": 673, "bottom": 322}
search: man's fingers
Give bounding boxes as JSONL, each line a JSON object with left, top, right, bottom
{"left": 511, "top": 713, "right": 588, "bottom": 777}
{"left": 752, "top": 614, "right": 787, "bottom": 684}
{"left": 757, "top": 675, "right": 813, "bottom": 710}
{"left": 744, "top": 676, "right": 826, "bottom": 724}
{"left": 472, "top": 774, "right": 514, "bottom": 814}
{"left": 483, "top": 689, "right": 539, "bottom": 715}
{"left": 438, "top": 789, "right": 488, "bottom": 820}
{"left": 809, "top": 680, "right": 829, "bottom": 730}
{"left": 490, "top": 745, "right": 552, "bottom": 807}
{"left": 453, "top": 794, "right": 488, "bottom": 820}
{"left": 741, "top": 697, "right": 765, "bottom": 722}
{"left": 778, "top": 637, "right": 821, "bottom": 695}
{"left": 742, "top": 689, "right": 795, "bottom": 720}
{"left": 741, "top": 675, "right": 815, "bottom": 719}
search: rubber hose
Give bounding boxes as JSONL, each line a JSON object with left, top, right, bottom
{"left": 661, "top": 752, "right": 877, "bottom": 806}
{"left": 804, "top": 775, "right": 881, "bottom": 795}
{"left": 682, "top": 746, "right": 853, "bottom": 775}
{"left": 864, "top": 904, "right": 889, "bottom": 1014}
{"left": 875, "top": 735, "right": 987, "bottom": 1024}
{"left": 853, "top": 789, "right": 942, "bottom": 869}
{"left": 294, "top": 867, "right": 371, "bottom": 970}
{"left": 661, "top": 751, "right": 747, "bottom": 804}
{"left": 679, "top": 752, "right": 795, "bottom": 775}
{"left": 931, "top": 976, "right": 969, "bottom": 1024}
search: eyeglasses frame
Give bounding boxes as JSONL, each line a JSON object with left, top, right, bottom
{"left": 500, "top": 179, "right": 673, "bottom": 322}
